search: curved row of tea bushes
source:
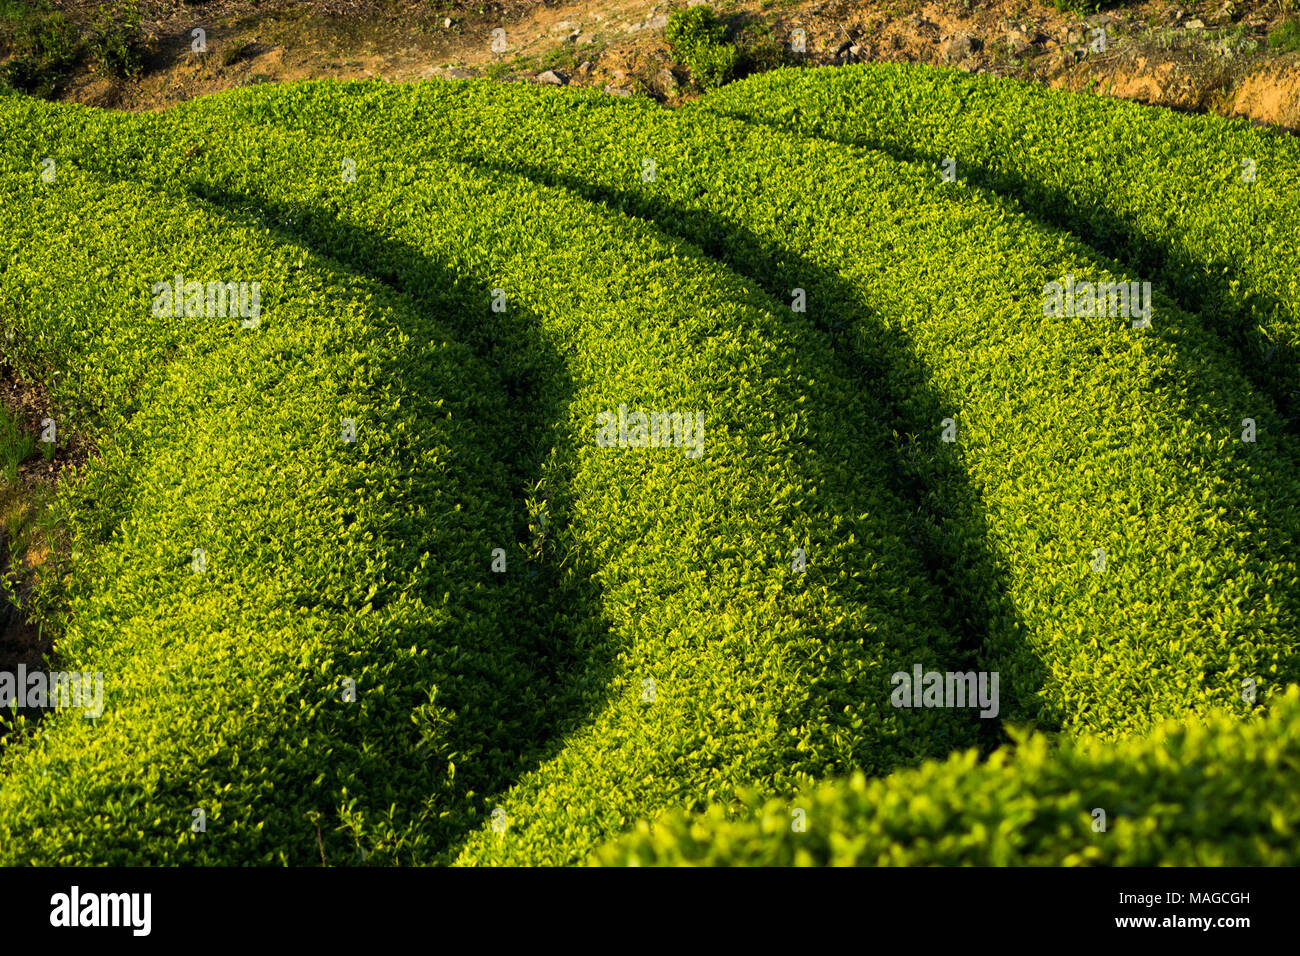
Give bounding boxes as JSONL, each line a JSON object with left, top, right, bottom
{"left": 695, "top": 64, "right": 1300, "bottom": 427}
{"left": 0, "top": 162, "right": 561, "bottom": 864}
{"left": 0, "top": 98, "right": 979, "bottom": 863}
{"left": 138, "top": 79, "right": 1300, "bottom": 740}
{"left": 84, "top": 115, "right": 988, "bottom": 866}
{"left": 4, "top": 80, "right": 1299, "bottom": 864}
{"left": 596, "top": 686, "right": 1300, "bottom": 866}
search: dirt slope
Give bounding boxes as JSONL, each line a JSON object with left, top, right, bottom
{"left": 7, "top": 0, "right": 1300, "bottom": 129}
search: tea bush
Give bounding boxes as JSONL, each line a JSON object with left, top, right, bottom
{"left": 0, "top": 73, "right": 1296, "bottom": 865}
{"left": 598, "top": 687, "right": 1300, "bottom": 866}
{"left": 695, "top": 64, "right": 1300, "bottom": 429}
{"left": 0, "top": 97, "right": 978, "bottom": 863}
{"left": 113, "top": 78, "right": 1300, "bottom": 741}
{"left": 665, "top": 5, "right": 740, "bottom": 90}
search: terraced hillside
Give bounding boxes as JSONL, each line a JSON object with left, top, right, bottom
{"left": 0, "top": 64, "right": 1297, "bottom": 865}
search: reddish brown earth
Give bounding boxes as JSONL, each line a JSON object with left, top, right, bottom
{"left": 6, "top": 0, "right": 1300, "bottom": 129}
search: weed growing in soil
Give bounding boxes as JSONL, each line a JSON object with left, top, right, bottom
{"left": 0, "top": 409, "right": 32, "bottom": 485}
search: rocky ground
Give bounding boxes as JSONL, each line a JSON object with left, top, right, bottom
{"left": 4, "top": 0, "right": 1300, "bottom": 128}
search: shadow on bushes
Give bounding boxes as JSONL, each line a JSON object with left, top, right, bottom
{"left": 141, "top": 184, "right": 622, "bottom": 864}
{"left": 462, "top": 155, "right": 1037, "bottom": 749}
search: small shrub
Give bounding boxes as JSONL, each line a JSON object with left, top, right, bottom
{"left": 665, "top": 5, "right": 739, "bottom": 90}
{"left": 682, "top": 38, "right": 740, "bottom": 89}
{"left": 1268, "top": 17, "right": 1300, "bottom": 53}
{"left": 737, "top": 32, "right": 799, "bottom": 75}
{"left": 664, "top": 5, "right": 728, "bottom": 49}
{"left": 221, "top": 39, "right": 249, "bottom": 67}
{"left": 88, "top": 2, "right": 147, "bottom": 79}
{"left": 0, "top": 11, "right": 82, "bottom": 96}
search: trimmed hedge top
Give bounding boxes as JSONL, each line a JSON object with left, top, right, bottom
{"left": 0, "top": 96, "right": 979, "bottom": 864}
{"left": 696, "top": 63, "right": 1300, "bottom": 429}
{"left": 110, "top": 77, "right": 1300, "bottom": 739}
{"left": 597, "top": 687, "right": 1300, "bottom": 867}
{"left": 0, "top": 72, "right": 1297, "bottom": 865}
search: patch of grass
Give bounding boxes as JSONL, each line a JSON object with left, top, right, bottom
{"left": 1268, "top": 16, "right": 1300, "bottom": 52}
{"left": 540, "top": 45, "right": 577, "bottom": 72}
{"left": 0, "top": 10, "right": 82, "bottom": 96}
{"left": 0, "top": 408, "right": 33, "bottom": 485}
{"left": 1215, "top": 23, "right": 1260, "bottom": 59}
{"left": 221, "top": 38, "right": 250, "bottom": 67}
{"left": 1154, "top": 25, "right": 1181, "bottom": 50}
{"left": 1049, "top": 0, "right": 1137, "bottom": 11}
{"left": 0, "top": 0, "right": 35, "bottom": 25}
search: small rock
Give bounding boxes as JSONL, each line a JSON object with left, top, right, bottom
{"left": 536, "top": 70, "right": 567, "bottom": 85}
{"left": 443, "top": 17, "right": 453, "bottom": 29}
{"left": 943, "top": 34, "right": 982, "bottom": 63}
{"left": 1066, "top": 28, "right": 1083, "bottom": 44}
{"left": 604, "top": 84, "right": 634, "bottom": 98}
{"left": 645, "top": 14, "right": 668, "bottom": 30}
{"left": 445, "top": 67, "right": 476, "bottom": 79}
{"left": 656, "top": 67, "right": 679, "bottom": 92}
{"left": 578, "top": 60, "right": 593, "bottom": 73}
{"left": 849, "top": 44, "right": 862, "bottom": 56}
{"left": 1185, "top": 18, "right": 1206, "bottom": 29}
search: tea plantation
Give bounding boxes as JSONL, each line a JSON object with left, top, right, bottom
{"left": 0, "top": 64, "right": 1297, "bottom": 866}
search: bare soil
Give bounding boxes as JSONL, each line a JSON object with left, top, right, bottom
{"left": 6, "top": 0, "right": 1300, "bottom": 129}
